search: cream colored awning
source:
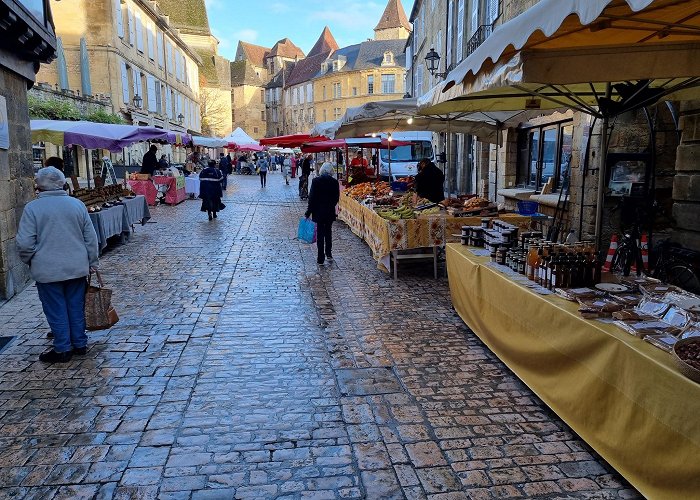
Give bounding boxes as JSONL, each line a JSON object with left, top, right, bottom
{"left": 419, "top": 0, "right": 700, "bottom": 116}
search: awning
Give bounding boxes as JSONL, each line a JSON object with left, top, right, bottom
{"left": 31, "top": 120, "right": 171, "bottom": 152}
{"left": 224, "top": 127, "right": 261, "bottom": 149}
{"left": 259, "top": 134, "right": 328, "bottom": 147}
{"left": 310, "top": 120, "right": 342, "bottom": 138}
{"left": 335, "top": 98, "right": 539, "bottom": 143}
{"left": 420, "top": 0, "right": 700, "bottom": 116}
{"left": 301, "top": 137, "right": 410, "bottom": 153}
{"left": 192, "top": 136, "right": 227, "bottom": 148}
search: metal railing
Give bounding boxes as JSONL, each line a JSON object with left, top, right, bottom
{"left": 466, "top": 23, "right": 494, "bottom": 58}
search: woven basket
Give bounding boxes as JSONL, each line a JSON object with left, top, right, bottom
{"left": 672, "top": 338, "right": 700, "bottom": 384}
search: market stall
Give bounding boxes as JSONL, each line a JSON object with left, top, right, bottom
{"left": 446, "top": 242, "right": 700, "bottom": 500}
{"left": 122, "top": 195, "right": 151, "bottom": 228}
{"left": 89, "top": 205, "right": 128, "bottom": 251}
{"left": 184, "top": 175, "right": 200, "bottom": 198}
{"left": 127, "top": 179, "right": 158, "bottom": 206}
{"left": 152, "top": 175, "right": 187, "bottom": 205}
{"left": 338, "top": 183, "right": 530, "bottom": 275}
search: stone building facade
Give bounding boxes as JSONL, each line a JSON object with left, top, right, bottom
{"left": 0, "top": 0, "right": 57, "bottom": 299}
{"left": 230, "top": 61, "right": 267, "bottom": 139}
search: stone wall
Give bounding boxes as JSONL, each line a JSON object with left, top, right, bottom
{"left": 674, "top": 101, "right": 700, "bottom": 250}
{"left": 0, "top": 68, "right": 35, "bottom": 299}
{"left": 29, "top": 83, "right": 113, "bottom": 115}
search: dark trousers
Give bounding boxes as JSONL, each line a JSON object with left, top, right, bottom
{"left": 36, "top": 278, "right": 88, "bottom": 353}
{"left": 316, "top": 221, "right": 333, "bottom": 261}
{"left": 221, "top": 174, "right": 227, "bottom": 190}
{"left": 260, "top": 171, "right": 267, "bottom": 187}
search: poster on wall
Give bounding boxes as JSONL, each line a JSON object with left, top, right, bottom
{"left": 0, "top": 96, "right": 9, "bottom": 150}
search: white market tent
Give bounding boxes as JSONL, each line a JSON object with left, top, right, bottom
{"left": 224, "top": 127, "right": 260, "bottom": 148}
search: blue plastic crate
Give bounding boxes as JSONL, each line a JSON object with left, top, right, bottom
{"left": 517, "top": 200, "right": 538, "bottom": 215}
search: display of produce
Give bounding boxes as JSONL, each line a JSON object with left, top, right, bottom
{"left": 344, "top": 181, "right": 391, "bottom": 200}
{"left": 377, "top": 205, "right": 416, "bottom": 220}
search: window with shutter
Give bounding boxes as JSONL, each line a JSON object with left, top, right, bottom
{"left": 128, "top": 8, "right": 135, "bottom": 45}
{"left": 135, "top": 12, "right": 144, "bottom": 52}
{"left": 175, "top": 51, "right": 181, "bottom": 80}
{"left": 121, "top": 61, "right": 130, "bottom": 105}
{"left": 155, "top": 81, "right": 162, "bottom": 114}
{"left": 156, "top": 32, "right": 164, "bottom": 67}
{"left": 147, "top": 23, "right": 155, "bottom": 60}
{"left": 115, "top": 0, "right": 124, "bottom": 38}
{"left": 456, "top": 0, "right": 464, "bottom": 60}
{"left": 132, "top": 67, "right": 141, "bottom": 98}
{"left": 165, "top": 86, "right": 172, "bottom": 118}
{"left": 471, "top": 0, "right": 480, "bottom": 34}
{"left": 487, "top": 0, "right": 499, "bottom": 24}
{"left": 146, "top": 75, "right": 156, "bottom": 111}
{"left": 166, "top": 42, "right": 173, "bottom": 74}
{"left": 447, "top": 1, "right": 453, "bottom": 65}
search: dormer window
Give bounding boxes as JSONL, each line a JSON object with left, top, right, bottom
{"left": 382, "top": 51, "right": 394, "bottom": 66}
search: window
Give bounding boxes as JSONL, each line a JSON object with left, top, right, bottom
{"left": 381, "top": 74, "right": 395, "bottom": 94}
{"left": 368, "top": 75, "right": 374, "bottom": 94}
{"left": 333, "top": 107, "right": 342, "bottom": 120}
{"left": 135, "top": 12, "right": 144, "bottom": 52}
{"left": 447, "top": 1, "right": 453, "bottom": 65}
{"left": 306, "top": 83, "right": 313, "bottom": 103}
{"left": 165, "top": 87, "right": 172, "bottom": 118}
{"left": 486, "top": 0, "right": 500, "bottom": 24}
{"left": 146, "top": 74, "right": 156, "bottom": 111}
{"left": 254, "top": 127, "right": 259, "bottom": 134}
{"left": 260, "top": 89, "right": 264, "bottom": 103}
{"left": 470, "top": 0, "right": 479, "bottom": 35}
{"left": 415, "top": 64, "right": 424, "bottom": 97}
{"left": 352, "top": 87, "right": 357, "bottom": 96}
{"left": 517, "top": 121, "right": 574, "bottom": 189}
{"left": 406, "top": 43, "right": 412, "bottom": 70}
{"left": 323, "top": 110, "right": 327, "bottom": 121}
{"left": 322, "top": 86, "right": 326, "bottom": 100}
{"left": 383, "top": 51, "right": 393, "bottom": 65}
{"left": 132, "top": 67, "right": 142, "bottom": 100}
{"left": 166, "top": 42, "right": 173, "bottom": 74}
{"left": 333, "top": 82, "right": 341, "bottom": 98}
{"left": 261, "top": 110, "right": 265, "bottom": 120}
{"left": 115, "top": 0, "right": 124, "bottom": 38}
{"left": 154, "top": 80, "right": 162, "bottom": 113}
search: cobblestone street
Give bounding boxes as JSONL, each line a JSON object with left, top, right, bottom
{"left": 0, "top": 173, "right": 639, "bottom": 499}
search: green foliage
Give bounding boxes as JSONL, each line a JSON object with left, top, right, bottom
{"left": 28, "top": 95, "right": 124, "bottom": 124}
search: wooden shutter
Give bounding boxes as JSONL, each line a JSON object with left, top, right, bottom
{"left": 115, "top": 0, "right": 124, "bottom": 38}
{"left": 135, "top": 12, "right": 144, "bottom": 52}
{"left": 121, "top": 61, "right": 129, "bottom": 105}
{"left": 156, "top": 31, "right": 164, "bottom": 67}
{"left": 127, "top": 8, "right": 135, "bottom": 45}
{"left": 165, "top": 86, "right": 172, "bottom": 118}
{"left": 146, "top": 74, "right": 156, "bottom": 111}
{"left": 147, "top": 22, "right": 155, "bottom": 60}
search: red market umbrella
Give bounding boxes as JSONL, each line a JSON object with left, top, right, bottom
{"left": 301, "top": 138, "right": 409, "bottom": 153}
{"left": 259, "top": 134, "right": 328, "bottom": 147}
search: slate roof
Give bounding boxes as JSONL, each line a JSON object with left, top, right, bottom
{"left": 230, "top": 60, "right": 264, "bottom": 87}
{"left": 268, "top": 38, "right": 305, "bottom": 60}
{"left": 317, "top": 39, "right": 407, "bottom": 76}
{"left": 266, "top": 62, "right": 296, "bottom": 89}
{"left": 375, "top": 0, "right": 411, "bottom": 32}
{"left": 284, "top": 27, "right": 339, "bottom": 88}
{"left": 237, "top": 41, "right": 271, "bottom": 67}
{"left": 156, "top": 0, "right": 211, "bottom": 35}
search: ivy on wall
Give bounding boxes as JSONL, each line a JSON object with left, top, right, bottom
{"left": 28, "top": 95, "right": 124, "bottom": 124}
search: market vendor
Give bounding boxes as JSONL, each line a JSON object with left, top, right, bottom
{"left": 350, "top": 150, "right": 373, "bottom": 177}
{"left": 140, "top": 144, "right": 158, "bottom": 176}
{"left": 414, "top": 158, "right": 445, "bottom": 203}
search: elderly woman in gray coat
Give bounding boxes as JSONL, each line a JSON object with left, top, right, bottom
{"left": 16, "top": 167, "right": 99, "bottom": 363}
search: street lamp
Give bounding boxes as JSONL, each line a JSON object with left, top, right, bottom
{"left": 132, "top": 94, "right": 143, "bottom": 109}
{"left": 177, "top": 113, "right": 184, "bottom": 125}
{"left": 425, "top": 48, "right": 448, "bottom": 79}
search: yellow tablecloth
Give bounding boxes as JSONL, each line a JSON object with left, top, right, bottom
{"left": 446, "top": 243, "right": 700, "bottom": 500}
{"left": 338, "top": 195, "right": 530, "bottom": 271}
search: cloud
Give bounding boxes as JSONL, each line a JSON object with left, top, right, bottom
{"left": 233, "top": 29, "right": 259, "bottom": 43}
{"left": 307, "top": 1, "right": 385, "bottom": 29}
{"left": 269, "top": 2, "right": 291, "bottom": 14}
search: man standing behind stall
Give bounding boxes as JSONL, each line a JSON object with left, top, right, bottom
{"left": 140, "top": 144, "right": 158, "bottom": 176}
{"left": 414, "top": 158, "right": 445, "bottom": 203}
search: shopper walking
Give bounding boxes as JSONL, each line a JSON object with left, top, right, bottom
{"left": 305, "top": 163, "right": 340, "bottom": 265}
{"left": 257, "top": 155, "right": 269, "bottom": 188}
{"left": 291, "top": 155, "right": 298, "bottom": 178}
{"left": 218, "top": 153, "right": 231, "bottom": 190}
{"left": 199, "top": 160, "right": 225, "bottom": 220}
{"left": 16, "top": 167, "right": 99, "bottom": 363}
{"left": 282, "top": 155, "right": 291, "bottom": 185}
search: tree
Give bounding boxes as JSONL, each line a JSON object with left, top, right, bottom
{"left": 199, "top": 77, "right": 230, "bottom": 137}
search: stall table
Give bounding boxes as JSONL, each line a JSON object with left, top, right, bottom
{"left": 184, "top": 175, "right": 200, "bottom": 198}
{"left": 152, "top": 175, "right": 187, "bottom": 205}
{"left": 446, "top": 243, "right": 700, "bottom": 500}
{"left": 89, "top": 205, "right": 129, "bottom": 251}
{"left": 122, "top": 195, "right": 151, "bottom": 227}
{"left": 127, "top": 179, "right": 157, "bottom": 206}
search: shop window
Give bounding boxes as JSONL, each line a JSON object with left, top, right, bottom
{"left": 517, "top": 120, "right": 573, "bottom": 190}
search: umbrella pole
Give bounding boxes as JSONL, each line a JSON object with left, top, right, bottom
{"left": 85, "top": 148, "right": 92, "bottom": 189}
{"left": 388, "top": 144, "right": 392, "bottom": 181}
{"left": 595, "top": 84, "right": 612, "bottom": 255}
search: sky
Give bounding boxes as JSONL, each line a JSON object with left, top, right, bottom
{"left": 205, "top": 0, "right": 414, "bottom": 61}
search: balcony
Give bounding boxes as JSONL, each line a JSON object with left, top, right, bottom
{"left": 466, "top": 23, "right": 494, "bottom": 58}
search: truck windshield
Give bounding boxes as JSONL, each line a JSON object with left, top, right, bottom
{"left": 380, "top": 141, "right": 432, "bottom": 162}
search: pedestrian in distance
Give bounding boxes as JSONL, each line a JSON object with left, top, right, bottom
{"left": 282, "top": 155, "right": 291, "bottom": 185}
{"left": 256, "top": 154, "right": 269, "bottom": 188}
{"left": 199, "top": 160, "right": 225, "bottom": 221}
{"left": 218, "top": 153, "right": 231, "bottom": 191}
{"left": 16, "top": 167, "right": 99, "bottom": 363}
{"left": 305, "top": 163, "right": 340, "bottom": 265}
{"left": 290, "top": 154, "right": 298, "bottom": 178}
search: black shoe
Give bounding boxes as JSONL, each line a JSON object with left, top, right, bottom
{"left": 208, "top": 214, "right": 213, "bottom": 221}
{"left": 39, "top": 349, "right": 72, "bottom": 363}
{"left": 46, "top": 331, "right": 54, "bottom": 339}
{"left": 317, "top": 259, "right": 325, "bottom": 265}
{"left": 213, "top": 212, "right": 217, "bottom": 219}
{"left": 326, "top": 255, "right": 334, "bottom": 261}
{"left": 72, "top": 346, "right": 87, "bottom": 356}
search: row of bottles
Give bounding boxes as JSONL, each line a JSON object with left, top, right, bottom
{"left": 500, "top": 240, "right": 602, "bottom": 289}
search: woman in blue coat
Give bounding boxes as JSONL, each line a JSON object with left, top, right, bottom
{"left": 199, "top": 160, "right": 225, "bottom": 220}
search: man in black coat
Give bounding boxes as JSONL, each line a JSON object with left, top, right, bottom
{"left": 414, "top": 158, "right": 445, "bottom": 203}
{"left": 305, "top": 163, "right": 340, "bottom": 265}
{"left": 140, "top": 145, "right": 158, "bottom": 175}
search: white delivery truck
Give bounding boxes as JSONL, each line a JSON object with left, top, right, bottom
{"left": 378, "top": 131, "right": 434, "bottom": 181}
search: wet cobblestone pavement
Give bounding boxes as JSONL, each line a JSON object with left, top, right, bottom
{"left": 0, "top": 173, "right": 640, "bottom": 499}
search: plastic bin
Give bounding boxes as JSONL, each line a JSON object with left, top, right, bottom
{"left": 517, "top": 200, "right": 539, "bottom": 215}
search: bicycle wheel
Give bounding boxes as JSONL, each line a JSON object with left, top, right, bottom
{"left": 664, "top": 263, "right": 700, "bottom": 293}
{"left": 611, "top": 245, "right": 632, "bottom": 276}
